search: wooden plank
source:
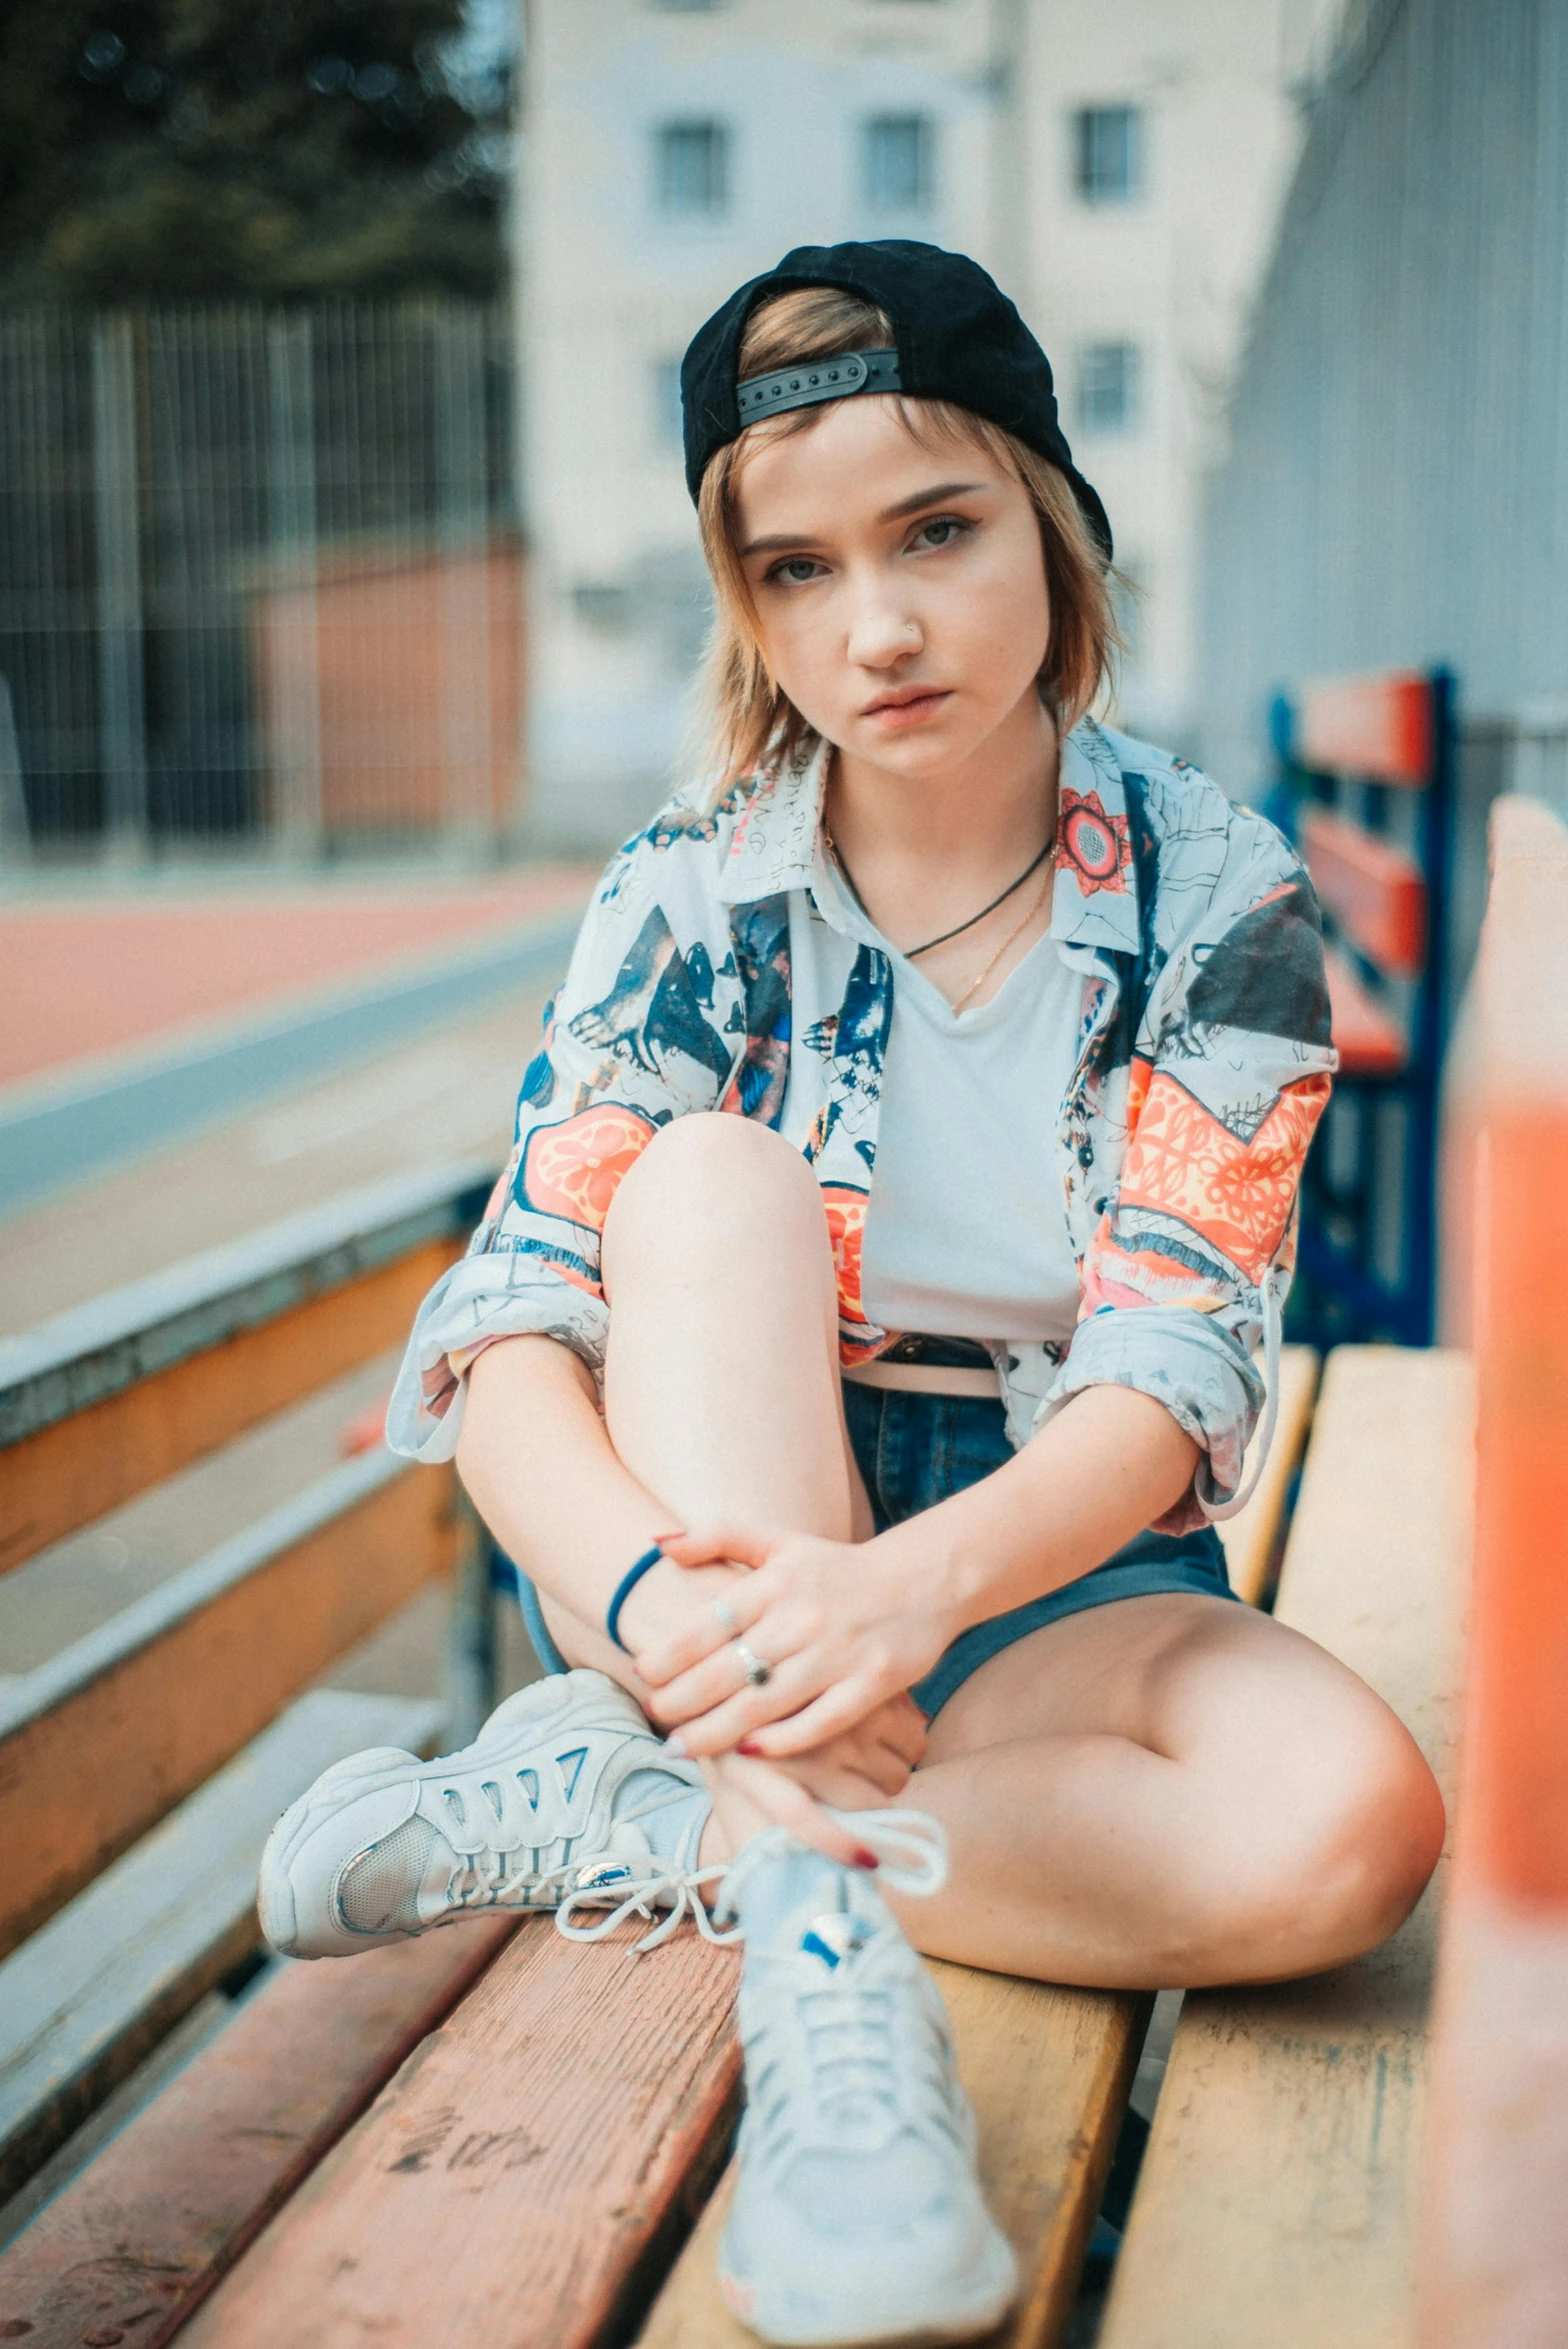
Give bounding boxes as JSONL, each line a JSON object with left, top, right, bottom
{"left": 0, "top": 1689, "right": 443, "bottom": 2199}
{"left": 637, "top": 1966, "right": 1150, "bottom": 2349}
{"left": 1326, "top": 944, "right": 1408, "bottom": 1077}
{"left": 178, "top": 1922, "right": 744, "bottom": 2349}
{"left": 1098, "top": 1346, "right": 1473, "bottom": 2349}
{"left": 0, "top": 1156, "right": 495, "bottom": 1448}
{"left": 1215, "top": 1343, "right": 1320, "bottom": 1607}
{"left": 1295, "top": 672, "right": 1434, "bottom": 788}
{"left": 0, "top": 1454, "right": 455, "bottom": 1958}
{"left": 0, "top": 1917, "right": 515, "bottom": 2349}
{"left": 1301, "top": 808, "right": 1427, "bottom": 979}
{"left": 0, "top": 1233, "right": 463, "bottom": 1576}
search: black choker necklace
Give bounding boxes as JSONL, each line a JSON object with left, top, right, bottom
{"left": 823, "top": 827, "right": 1058, "bottom": 960}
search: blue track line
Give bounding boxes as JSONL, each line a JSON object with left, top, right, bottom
{"left": 0, "top": 916, "right": 577, "bottom": 1219}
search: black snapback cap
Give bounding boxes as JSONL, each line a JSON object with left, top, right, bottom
{"left": 680, "top": 238, "right": 1112, "bottom": 562}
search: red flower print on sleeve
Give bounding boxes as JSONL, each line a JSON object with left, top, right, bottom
{"left": 521, "top": 1105, "right": 659, "bottom": 1233}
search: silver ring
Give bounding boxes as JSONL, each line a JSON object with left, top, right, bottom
{"left": 712, "top": 1595, "right": 740, "bottom": 1636}
{"left": 733, "top": 1639, "right": 772, "bottom": 1688}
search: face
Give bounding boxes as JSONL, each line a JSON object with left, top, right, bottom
{"left": 731, "top": 395, "right": 1053, "bottom": 781}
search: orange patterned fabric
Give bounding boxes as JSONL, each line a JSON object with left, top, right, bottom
{"left": 1114, "top": 1070, "right": 1331, "bottom": 1285}
{"left": 521, "top": 1105, "right": 659, "bottom": 1234}
{"left": 1124, "top": 1053, "right": 1155, "bottom": 1131}
{"left": 820, "top": 1183, "right": 881, "bottom": 1362}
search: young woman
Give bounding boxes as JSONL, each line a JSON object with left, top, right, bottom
{"left": 260, "top": 241, "right": 1444, "bottom": 2348}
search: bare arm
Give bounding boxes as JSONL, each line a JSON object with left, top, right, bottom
{"left": 637, "top": 1383, "right": 1200, "bottom": 1758}
{"left": 456, "top": 1335, "right": 745, "bottom": 1660}
{"left": 455, "top": 1336, "right": 927, "bottom": 1861}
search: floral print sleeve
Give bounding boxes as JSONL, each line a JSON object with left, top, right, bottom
{"left": 1036, "top": 753, "right": 1336, "bottom": 1531}
{"left": 385, "top": 791, "right": 791, "bottom": 1462}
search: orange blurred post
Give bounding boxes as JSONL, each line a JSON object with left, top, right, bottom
{"left": 1420, "top": 796, "right": 1568, "bottom": 2346}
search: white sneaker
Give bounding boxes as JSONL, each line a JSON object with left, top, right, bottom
{"left": 258, "top": 1669, "right": 713, "bottom": 1959}
{"left": 716, "top": 1830, "right": 1018, "bottom": 2348}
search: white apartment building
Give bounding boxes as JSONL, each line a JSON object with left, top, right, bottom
{"left": 518, "top": 0, "right": 1327, "bottom": 851}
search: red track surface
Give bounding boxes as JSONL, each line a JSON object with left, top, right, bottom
{"left": 0, "top": 869, "right": 593, "bottom": 1092}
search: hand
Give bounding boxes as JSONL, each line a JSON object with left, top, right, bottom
{"left": 631, "top": 1521, "right": 961, "bottom": 1759}
{"left": 696, "top": 1694, "right": 928, "bottom": 1868}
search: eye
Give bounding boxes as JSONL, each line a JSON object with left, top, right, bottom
{"left": 764, "top": 554, "right": 827, "bottom": 586}
{"left": 910, "top": 514, "right": 972, "bottom": 553}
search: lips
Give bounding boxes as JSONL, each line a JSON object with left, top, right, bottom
{"left": 862, "top": 688, "right": 951, "bottom": 726}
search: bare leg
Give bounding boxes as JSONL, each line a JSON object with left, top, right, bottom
{"left": 883, "top": 1594, "right": 1445, "bottom": 1986}
{"left": 535, "top": 1112, "right": 874, "bottom": 1852}
{"left": 516, "top": 1112, "right": 1443, "bottom": 1987}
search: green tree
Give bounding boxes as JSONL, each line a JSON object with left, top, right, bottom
{"left": 0, "top": 0, "right": 511, "bottom": 301}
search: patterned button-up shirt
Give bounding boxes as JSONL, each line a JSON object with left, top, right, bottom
{"left": 388, "top": 719, "right": 1335, "bottom": 1534}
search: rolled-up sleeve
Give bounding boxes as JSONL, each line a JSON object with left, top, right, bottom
{"left": 386, "top": 841, "right": 740, "bottom": 1463}
{"left": 1034, "top": 1301, "right": 1265, "bottom": 1531}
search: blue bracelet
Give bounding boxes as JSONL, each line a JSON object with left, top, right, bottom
{"left": 606, "top": 1544, "right": 666, "bottom": 1652}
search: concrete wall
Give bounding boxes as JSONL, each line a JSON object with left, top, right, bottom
{"left": 1200, "top": 0, "right": 1568, "bottom": 798}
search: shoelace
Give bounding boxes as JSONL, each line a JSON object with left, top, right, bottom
{"left": 556, "top": 1813, "right": 735, "bottom": 1953}
{"left": 554, "top": 1807, "right": 950, "bottom": 1957}
{"left": 436, "top": 1767, "right": 705, "bottom": 1923}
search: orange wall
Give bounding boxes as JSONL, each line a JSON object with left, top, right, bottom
{"left": 253, "top": 543, "right": 525, "bottom": 840}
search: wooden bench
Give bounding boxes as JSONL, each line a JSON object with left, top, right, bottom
{"left": 8, "top": 789, "right": 1562, "bottom": 2344}
{"left": 0, "top": 1324, "right": 1318, "bottom": 2349}
{"left": 0, "top": 1164, "right": 502, "bottom": 2249}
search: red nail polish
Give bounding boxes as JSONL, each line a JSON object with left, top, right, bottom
{"left": 652, "top": 1530, "right": 686, "bottom": 1542}
{"left": 736, "top": 1740, "right": 763, "bottom": 1757}
{"left": 854, "top": 1848, "right": 879, "bottom": 1871}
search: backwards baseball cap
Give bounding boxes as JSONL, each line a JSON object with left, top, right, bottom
{"left": 680, "top": 238, "right": 1112, "bottom": 561}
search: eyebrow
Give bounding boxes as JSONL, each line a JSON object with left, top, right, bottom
{"left": 738, "top": 480, "right": 989, "bottom": 560}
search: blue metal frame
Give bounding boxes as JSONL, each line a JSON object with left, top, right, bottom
{"left": 1268, "top": 667, "right": 1457, "bottom": 1347}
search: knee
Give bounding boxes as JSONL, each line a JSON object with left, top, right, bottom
{"left": 1216, "top": 1715, "right": 1445, "bottom": 1980}
{"left": 605, "top": 1111, "right": 824, "bottom": 1254}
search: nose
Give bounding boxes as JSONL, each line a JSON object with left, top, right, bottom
{"left": 843, "top": 567, "right": 923, "bottom": 672}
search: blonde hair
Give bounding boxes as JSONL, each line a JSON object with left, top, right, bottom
{"left": 695, "top": 284, "right": 1120, "bottom": 785}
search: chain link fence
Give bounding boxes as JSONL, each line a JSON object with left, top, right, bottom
{"left": 0, "top": 299, "right": 520, "bottom": 866}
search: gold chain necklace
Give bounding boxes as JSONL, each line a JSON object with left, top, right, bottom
{"left": 946, "top": 857, "right": 1056, "bottom": 1014}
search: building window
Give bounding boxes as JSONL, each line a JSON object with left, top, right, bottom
{"left": 656, "top": 120, "right": 729, "bottom": 215}
{"left": 1077, "top": 341, "right": 1141, "bottom": 433}
{"left": 653, "top": 358, "right": 685, "bottom": 451}
{"left": 1074, "top": 106, "right": 1142, "bottom": 203}
{"left": 863, "top": 114, "right": 935, "bottom": 212}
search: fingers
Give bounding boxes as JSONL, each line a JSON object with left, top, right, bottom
{"left": 658, "top": 1658, "right": 823, "bottom": 1756}
{"left": 631, "top": 1571, "right": 771, "bottom": 1690}
{"left": 714, "top": 1754, "right": 871, "bottom": 1868}
{"left": 659, "top": 1522, "right": 781, "bottom": 1574}
{"left": 726, "top": 1677, "right": 889, "bottom": 1760}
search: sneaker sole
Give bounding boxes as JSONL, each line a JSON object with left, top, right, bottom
{"left": 717, "top": 2231, "right": 1017, "bottom": 2348}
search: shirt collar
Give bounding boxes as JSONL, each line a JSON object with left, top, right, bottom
{"left": 717, "top": 717, "right": 1143, "bottom": 959}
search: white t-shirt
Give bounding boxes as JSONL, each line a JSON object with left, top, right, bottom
{"left": 782, "top": 859, "right": 1083, "bottom": 1349}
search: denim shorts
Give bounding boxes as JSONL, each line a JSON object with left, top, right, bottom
{"left": 843, "top": 1382, "right": 1236, "bottom": 1719}
{"left": 508, "top": 1383, "right": 1236, "bottom": 1721}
